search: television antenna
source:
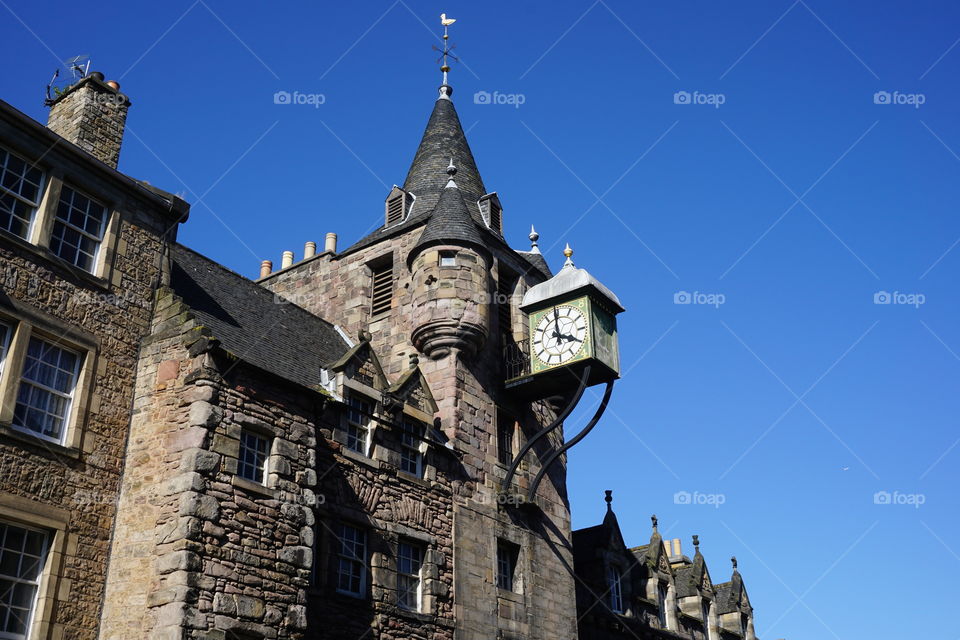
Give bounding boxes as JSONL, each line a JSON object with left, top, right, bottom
{"left": 44, "top": 55, "right": 91, "bottom": 105}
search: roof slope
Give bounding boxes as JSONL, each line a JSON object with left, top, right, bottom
{"left": 169, "top": 243, "right": 350, "bottom": 389}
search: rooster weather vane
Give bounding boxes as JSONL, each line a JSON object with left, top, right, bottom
{"left": 433, "top": 13, "right": 459, "bottom": 86}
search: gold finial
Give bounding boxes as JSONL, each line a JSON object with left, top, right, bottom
{"left": 563, "top": 243, "right": 573, "bottom": 258}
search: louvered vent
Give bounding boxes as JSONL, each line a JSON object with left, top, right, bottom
{"left": 479, "top": 196, "right": 502, "bottom": 234}
{"left": 371, "top": 260, "right": 394, "bottom": 316}
{"left": 386, "top": 193, "right": 405, "bottom": 226}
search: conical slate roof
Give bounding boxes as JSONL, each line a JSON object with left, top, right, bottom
{"left": 410, "top": 177, "right": 486, "bottom": 262}
{"left": 403, "top": 93, "right": 486, "bottom": 209}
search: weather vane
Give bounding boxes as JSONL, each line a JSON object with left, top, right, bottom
{"left": 433, "top": 13, "right": 459, "bottom": 86}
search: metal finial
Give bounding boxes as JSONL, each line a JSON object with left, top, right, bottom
{"left": 692, "top": 535, "right": 700, "bottom": 551}
{"left": 563, "top": 243, "right": 574, "bottom": 268}
{"left": 445, "top": 158, "right": 458, "bottom": 188}
{"left": 731, "top": 556, "right": 738, "bottom": 570}
{"left": 651, "top": 514, "right": 658, "bottom": 531}
{"left": 604, "top": 489, "right": 612, "bottom": 510}
{"left": 529, "top": 225, "right": 540, "bottom": 250}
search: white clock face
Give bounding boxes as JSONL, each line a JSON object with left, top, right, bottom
{"left": 532, "top": 305, "right": 588, "bottom": 365}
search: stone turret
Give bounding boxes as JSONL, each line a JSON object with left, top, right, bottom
{"left": 408, "top": 159, "right": 489, "bottom": 359}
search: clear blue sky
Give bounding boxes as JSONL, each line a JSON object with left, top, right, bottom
{"left": 3, "top": 1, "right": 959, "bottom": 638}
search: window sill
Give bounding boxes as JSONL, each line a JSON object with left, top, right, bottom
{"left": 397, "top": 470, "right": 430, "bottom": 487}
{"left": 0, "top": 229, "right": 109, "bottom": 291}
{"left": 496, "top": 587, "right": 524, "bottom": 603}
{"left": 0, "top": 423, "right": 81, "bottom": 460}
{"left": 230, "top": 475, "right": 279, "bottom": 498}
{"left": 393, "top": 606, "right": 435, "bottom": 624}
{"left": 340, "top": 447, "right": 381, "bottom": 469}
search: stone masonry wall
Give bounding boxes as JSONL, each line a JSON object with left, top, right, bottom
{"left": 101, "top": 289, "right": 323, "bottom": 640}
{"left": 262, "top": 227, "right": 578, "bottom": 640}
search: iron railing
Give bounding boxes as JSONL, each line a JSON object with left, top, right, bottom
{"left": 503, "top": 338, "right": 530, "bottom": 380}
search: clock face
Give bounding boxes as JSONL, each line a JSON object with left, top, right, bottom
{"left": 532, "top": 305, "right": 588, "bottom": 366}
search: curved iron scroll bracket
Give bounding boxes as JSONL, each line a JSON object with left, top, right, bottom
{"left": 525, "top": 379, "right": 614, "bottom": 504}
{"left": 500, "top": 365, "right": 592, "bottom": 493}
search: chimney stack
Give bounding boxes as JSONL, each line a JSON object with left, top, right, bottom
{"left": 47, "top": 71, "right": 130, "bottom": 169}
{"left": 324, "top": 232, "right": 337, "bottom": 254}
{"left": 303, "top": 241, "right": 317, "bottom": 259}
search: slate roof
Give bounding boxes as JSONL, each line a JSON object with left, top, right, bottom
{"left": 517, "top": 250, "right": 552, "bottom": 279}
{"left": 169, "top": 243, "right": 350, "bottom": 390}
{"left": 674, "top": 564, "right": 699, "bottom": 598}
{"left": 410, "top": 180, "right": 488, "bottom": 262}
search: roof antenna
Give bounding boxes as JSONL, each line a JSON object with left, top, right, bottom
{"left": 433, "top": 13, "right": 458, "bottom": 99}
{"left": 45, "top": 54, "right": 90, "bottom": 105}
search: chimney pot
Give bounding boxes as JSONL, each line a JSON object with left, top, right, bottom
{"left": 259, "top": 260, "right": 272, "bottom": 278}
{"left": 106, "top": 80, "right": 120, "bottom": 91}
{"left": 324, "top": 232, "right": 337, "bottom": 253}
{"left": 281, "top": 251, "right": 294, "bottom": 269}
{"left": 303, "top": 241, "right": 316, "bottom": 259}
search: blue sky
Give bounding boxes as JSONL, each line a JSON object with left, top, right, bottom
{"left": 3, "top": 1, "right": 959, "bottom": 638}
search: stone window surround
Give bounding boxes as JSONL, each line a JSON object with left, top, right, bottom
{"left": 314, "top": 510, "right": 442, "bottom": 617}
{"left": 0, "top": 305, "right": 98, "bottom": 452}
{"left": 225, "top": 415, "right": 283, "bottom": 499}
{"left": 337, "top": 381, "right": 380, "bottom": 461}
{"left": 0, "top": 145, "right": 121, "bottom": 281}
{"left": 494, "top": 526, "right": 527, "bottom": 600}
{"left": 0, "top": 493, "right": 71, "bottom": 640}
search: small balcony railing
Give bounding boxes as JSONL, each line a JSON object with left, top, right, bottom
{"left": 503, "top": 338, "right": 530, "bottom": 380}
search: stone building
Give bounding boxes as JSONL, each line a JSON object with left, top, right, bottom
{"left": 0, "top": 53, "right": 759, "bottom": 640}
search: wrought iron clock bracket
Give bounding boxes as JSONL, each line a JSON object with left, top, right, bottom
{"left": 500, "top": 365, "right": 616, "bottom": 504}
{"left": 500, "top": 365, "right": 592, "bottom": 494}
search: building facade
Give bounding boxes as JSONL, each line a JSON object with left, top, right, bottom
{"left": 0, "top": 62, "right": 758, "bottom": 640}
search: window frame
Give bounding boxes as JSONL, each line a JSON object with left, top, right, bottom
{"left": 396, "top": 540, "right": 424, "bottom": 611}
{"left": 398, "top": 418, "right": 425, "bottom": 478}
{"left": 438, "top": 251, "right": 457, "bottom": 267}
{"left": 334, "top": 523, "right": 368, "bottom": 598}
{"left": 607, "top": 565, "right": 624, "bottom": 614}
{"left": 11, "top": 335, "right": 83, "bottom": 446}
{"left": 0, "top": 145, "right": 46, "bottom": 242}
{"left": 0, "top": 519, "right": 50, "bottom": 640}
{"left": 345, "top": 395, "right": 374, "bottom": 457}
{"left": 237, "top": 429, "right": 271, "bottom": 485}
{"left": 657, "top": 582, "right": 668, "bottom": 627}
{"left": 0, "top": 320, "right": 12, "bottom": 377}
{"left": 496, "top": 411, "right": 515, "bottom": 467}
{"left": 496, "top": 539, "right": 519, "bottom": 592}
{"left": 48, "top": 183, "right": 109, "bottom": 273}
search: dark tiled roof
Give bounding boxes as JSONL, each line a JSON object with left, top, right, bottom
{"left": 517, "top": 250, "right": 552, "bottom": 279}
{"left": 404, "top": 95, "right": 486, "bottom": 208}
{"left": 169, "top": 243, "right": 350, "bottom": 390}
{"left": 675, "top": 564, "right": 699, "bottom": 597}
{"left": 410, "top": 183, "right": 487, "bottom": 262}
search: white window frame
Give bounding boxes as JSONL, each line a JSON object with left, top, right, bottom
{"left": 607, "top": 565, "right": 624, "bottom": 614}
{"left": 345, "top": 395, "right": 374, "bottom": 457}
{"left": 48, "top": 184, "right": 108, "bottom": 273}
{"left": 11, "top": 335, "right": 82, "bottom": 446}
{"left": 0, "top": 145, "right": 45, "bottom": 242}
{"left": 237, "top": 429, "right": 270, "bottom": 485}
{"left": 398, "top": 419, "right": 424, "bottom": 478}
{"left": 0, "top": 519, "right": 50, "bottom": 640}
{"left": 335, "top": 523, "right": 367, "bottom": 598}
{"left": 396, "top": 540, "right": 424, "bottom": 611}
{"left": 0, "top": 320, "right": 12, "bottom": 377}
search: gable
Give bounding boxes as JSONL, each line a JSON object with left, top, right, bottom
{"left": 331, "top": 341, "right": 388, "bottom": 391}
{"left": 386, "top": 366, "right": 438, "bottom": 415}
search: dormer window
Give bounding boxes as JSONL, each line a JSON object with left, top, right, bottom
{"left": 478, "top": 193, "right": 502, "bottom": 234}
{"left": 607, "top": 565, "right": 624, "bottom": 614}
{"left": 385, "top": 187, "right": 412, "bottom": 227}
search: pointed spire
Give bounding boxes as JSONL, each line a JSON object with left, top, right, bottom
{"left": 408, "top": 163, "right": 487, "bottom": 266}
{"left": 529, "top": 225, "right": 540, "bottom": 253}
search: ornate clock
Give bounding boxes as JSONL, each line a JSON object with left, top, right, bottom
{"left": 506, "top": 246, "right": 623, "bottom": 398}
